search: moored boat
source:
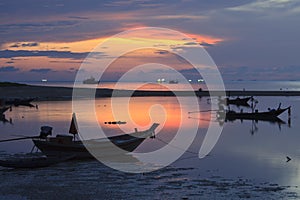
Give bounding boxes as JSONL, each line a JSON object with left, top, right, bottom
{"left": 218, "top": 104, "right": 291, "bottom": 121}
{"left": 32, "top": 114, "right": 159, "bottom": 159}
{"left": 5, "top": 98, "right": 35, "bottom": 107}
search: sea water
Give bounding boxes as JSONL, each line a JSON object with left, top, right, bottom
{"left": 0, "top": 82, "right": 300, "bottom": 199}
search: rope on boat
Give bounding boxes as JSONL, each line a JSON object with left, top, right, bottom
{"left": 0, "top": 136, "right": 40, "bottom": 143}
{"left": 188, "top": 109, "right": 219, "bottom": 114}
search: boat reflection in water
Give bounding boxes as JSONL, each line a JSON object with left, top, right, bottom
{"left": 218, "top": 96, "right": 253, "bottom": 107}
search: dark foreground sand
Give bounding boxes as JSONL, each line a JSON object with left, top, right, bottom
{"left": 1, "top": 85, "right": 300, "bottom": 101}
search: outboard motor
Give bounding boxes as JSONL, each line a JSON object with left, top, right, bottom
{"left": 39, "top": 126, "right": 53, "bottom": 139}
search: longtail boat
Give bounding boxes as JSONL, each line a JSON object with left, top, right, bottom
{"left": 32, "top": 114, "right": 159, "bottom": 159}
{"left": 218, "top": 104, "right": 291, "bottom": 121}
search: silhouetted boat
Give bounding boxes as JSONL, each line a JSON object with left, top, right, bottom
{"left": 5, "top": 98, "right": 35, "bottom": 107}
{"left": 218, "top": 105, "right": 290, "bottom": 121}
{"left": 0, "top": 155, "right": 74, "bottom": 168}
{"left": 32, "top": 114, "right": 159, "bottom": 159}
{"left": 83, "top": 76, "right": 98, "bottom": 84}
{"left": 0, "top": 106, "right": 10, "bottom": 114}
{"left": 169, "top": 80, "right": 178, "bottom": 84}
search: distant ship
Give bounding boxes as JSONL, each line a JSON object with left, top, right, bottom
{"left": 83, "top": 76, "right": 98, "bottom": 84}
{"left": 169, "top": 80, "right": 178, "bottom": 84}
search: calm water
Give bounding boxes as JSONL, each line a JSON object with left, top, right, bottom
{"left": 1, "top": 94, "right": 300, "bottom": 199}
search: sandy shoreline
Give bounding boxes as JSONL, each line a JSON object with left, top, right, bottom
{"left": 1, "top": 85, "right": 300, "bottom": 101}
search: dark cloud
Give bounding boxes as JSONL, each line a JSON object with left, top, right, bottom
{"left": 200, "top": 42, "right": 214, "bottom": 47}
{"left": 9, "top": 42, "right": 39, "bottom": 48}
{"left": 0, "top": 50, "right": 105, "bottom": 60}
{"left": 21, "top": 42, "right": 39, "bottom": 47}
{"left": 29, "top": 68, "right": 54, "bottom": 73}
{"left": 49, "top": 60, "right": 82, "bottom": 63}
{"left": 184, "top": 42, "right": 198, "bottom": 46}
{"left": 0, "top": 20, "right": 82, "bottom": 44}
{"left": 0, "top": 21, "right": 78, "bottom": 30}
{"left": 68, "top": 16, "right": 89, "bottom": 20}
{"left": 155, "top": 50, "right": 169, "bottom": 55}
{"left": 9, "top": 44, "right": 20, "bottom": 48}
{"left": 0, "top": 66, "right": 20, "bottom": 72}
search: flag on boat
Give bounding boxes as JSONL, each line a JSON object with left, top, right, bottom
{"left": 69, "top": 113, "right": 78, "bottom": 135}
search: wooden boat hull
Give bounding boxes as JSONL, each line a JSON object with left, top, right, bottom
{"left": 32, "top": 123, "right": 159, "bottom": 159}
{"left": 33, "top": 136, "right": 146, "bottom": 159}
{"left": 33, "top": 140, "right": 91, "bottom": 159}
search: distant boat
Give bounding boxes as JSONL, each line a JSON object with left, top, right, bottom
{"left": 169, "top": 80, "right": 178, "bottom": 84}
{"left": 32, "top": 113, "right": 160, "bottom": 159}
{"left": 5, "top": 98, "right": 35, "bottom": 107}
{"left": 83, "top": 76, "right": 98, "bottom": 84}
{"left": 41, "top": 79, "right": 48, "bottom": 82}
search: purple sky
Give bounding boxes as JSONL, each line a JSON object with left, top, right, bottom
{"left": 0, "top": 0, "right": 300, "bottom": 82}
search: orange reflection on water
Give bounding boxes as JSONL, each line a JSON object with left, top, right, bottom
{"left": 95, "top": 96, "right": 211, "bottom": 135}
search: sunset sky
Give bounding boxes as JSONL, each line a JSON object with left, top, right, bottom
{"left": 0, "top": 0, "right": 300, "bottom": 82}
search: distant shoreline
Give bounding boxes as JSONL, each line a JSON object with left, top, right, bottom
{"left": 1, "top": 84, "right": 300, "bottom": 101}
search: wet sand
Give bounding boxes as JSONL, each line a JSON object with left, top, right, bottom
{"left": 1, "top": 85, "right": 300, "bottom": 101}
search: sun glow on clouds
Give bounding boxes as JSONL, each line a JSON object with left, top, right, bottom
{"left": 2, "top": 30, "right": 223, "bottom": 53}
{"left": 0, "top": 29, "right": 224, "bottom": 81}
